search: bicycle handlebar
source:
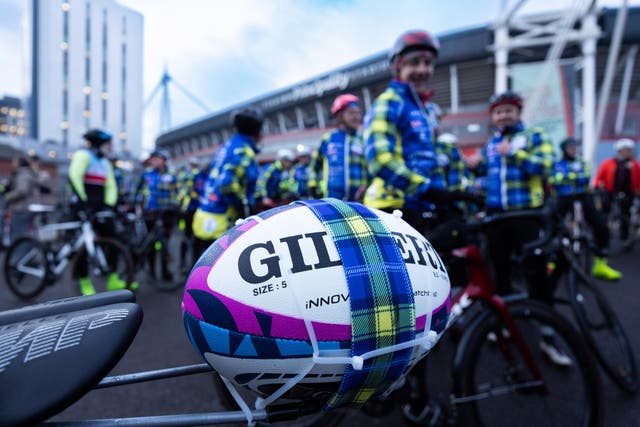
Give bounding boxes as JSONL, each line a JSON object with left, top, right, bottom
{"left": 457, "top": 204, "right": 557, "bottom": 259}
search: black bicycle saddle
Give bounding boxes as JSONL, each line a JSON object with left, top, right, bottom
{"left": 0, "top": 291, "right": 142, "bottom": 427}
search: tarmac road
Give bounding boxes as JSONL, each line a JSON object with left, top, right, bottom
{"left": 1, "top": 237, "right": 639, "bottom": 426}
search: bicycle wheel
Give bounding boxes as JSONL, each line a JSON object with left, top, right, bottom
{"left": 453, "top": 300, "right": 603, "bottom": 427}
{"left": 211, "top": 373, "right": 346, "bottom": 427}
{"left": 566, "top": 263, "right": 639, "bottom": 393}
{"left": 74, "top": 237, "right": 135, "bottom": 295}
{"left": 3, "top": 237, "right": 48, "bottom": 300}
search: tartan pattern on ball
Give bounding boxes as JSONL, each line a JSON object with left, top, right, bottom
{"left": 296, "top": 198, "right": 416, "bottom": 408}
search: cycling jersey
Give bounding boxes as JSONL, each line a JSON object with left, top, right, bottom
{"left": 550, "top": 157, "right": 591, "bottom": 196}
{"left": 292, "top": 163, "right": 311, "bottom": 198}
{"left": 363, "top": 79, "right": 445, "bottom": 210}
{"left": 594, "top": 157, "right": 640, "bottom": 194}
{"left": 68, "top": 148, "right": 117, "bottom": 208}
{"left": 474, "top": 121, "right": 554, "bottom": 211}
{"left": 178, "top": 167, "right": 207, "bottom": 212}
{"left": 193, "top": 133, "right": 259, "bottom": 241}
{"left": 435, "top": 140, "right": 468, "bottom": 191}
{"left": 256, "top": 160, "right": 296, "bottom": 201}
{"left": 291, "top": 164, "right": 311, "bottom": 199}
{"left": 135, "top": 167, "right": 178, "bottom": 211}
{"left": 309, "top": 129, "right": 368, "bottom": 201}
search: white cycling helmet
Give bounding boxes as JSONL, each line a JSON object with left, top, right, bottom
{"left": 296, "top": 144, "right": 312, "bottom": 157}
{"left": 614, "top": 138, "right": 635, "bottom": 151}
{"left": 276, "top": 148, "right": 295, "bottom": 162}
{"left": 182, "top": 199, "right": 450, "bottom": 410}
{"left": 437, "top": 133, "right": 458, "bottom": 144}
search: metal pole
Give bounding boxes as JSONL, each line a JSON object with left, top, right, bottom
{"left": 595, "top": 0, "right": 628, "bottom": 141}
{"left": 450, "top": 64, "right": 459, "bottom": 114}
{"left": 492, "top": 0, "right": 526, "bottom": 94}
{"left": 44, "top": 410, "right": 268, "bottom": 426}
{"left": 315, "top": 100, "right": 326, "bottom": 128}
{"left": 295, "top": 107, "right": 304, "bottom": 130}
{"left": 96, "top": 363, "right": 212, "bottom": 388}
{"left": 614, "top": 45, "right": 638, "bottom": 135}
{"left": 494, "top": 25, "right": 509, "bottom": 94}
{"left": 581, "top": 9, "right": 598, "bottom": 167}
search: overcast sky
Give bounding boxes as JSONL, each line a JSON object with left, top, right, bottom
{"left": 0, "top": 0, "right": 636, "bottom": 153}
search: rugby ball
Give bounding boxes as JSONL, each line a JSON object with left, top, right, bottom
{"left": 182, "top": 201, "right": 450, "bottom": 399}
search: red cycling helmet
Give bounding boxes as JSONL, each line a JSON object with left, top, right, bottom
{"left": 331, "top": 94, "right": 360, "bottom": 116}
{"left": 390, "top": 30, "right": 440, "bottom": 65}
{"left": 489, "top": 91, "right": 523, "bottom": 111}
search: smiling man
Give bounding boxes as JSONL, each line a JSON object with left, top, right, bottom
{"left": 363, "top": 29, "right": 454, "bottom": 233}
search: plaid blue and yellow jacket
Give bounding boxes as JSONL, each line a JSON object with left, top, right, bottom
{"left": 199, "top": 133, "right": 260, "bottom": 214}
{"left": 178, "top": 166, "right": 207, "bottom": 212}
{"left": 363, "top": 80, "right": 445, "bottom": 210}
{"left": 256, "top": 160, "right": 296, "bottom": 200}
{"left": 474, "top": 121, "right": 554, "bottom": 211}
{"left": 436, "top": 140, "right": 469, "bottom": 191}
{"left": 550, "top": 156, "right": 591, "bottom": 196}
{"left": 135, "top": 167, "right": 178, "bottom": 211}
{"left": 292, "top": 163, "right": 312, "bottom": 198}
{"left": 309, "top": 128, "right": 368, "bottom": 201}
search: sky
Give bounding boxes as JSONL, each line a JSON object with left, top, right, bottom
{"left": 0, "top": 0, "right": 637, "bottom": 153}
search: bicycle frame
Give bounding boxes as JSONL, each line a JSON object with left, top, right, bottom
{"left": 38, "top": 220, "right": 86, "bottom": 278}
{"left": 447, "top": 245, "right": 549, "bottom": 401}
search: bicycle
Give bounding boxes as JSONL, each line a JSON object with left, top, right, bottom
{"left": 115, "top": 207, "right": 185, "bottom": 292}
{"left": 0, "top": 208, "right": 604, "bottom": 427}
{"left": 395, "top": 208, "right": 603, "bottom": 427}
{"left": 562, "top": 198, "right": 595, "bottom": 271}
{"left": 518, "top": 205, "right": 639, "bottom": 394}
{"left": 3, "top": 210, "right": 135, "bottom": 300}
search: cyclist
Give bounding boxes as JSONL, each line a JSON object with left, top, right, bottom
{"left": 192, "top": 107, "right": 263, "bottom": 257}
{"left": 363, "top": 30, "right": 473, "bottom": 235}
{"left": 68, "top": 129, "right": 127, "bottom": 295}
{"left": 466, "top": 92, "right": 571, "bottom": 364}
{"left": 292, "top": 144, "right": 313, "bottom": 199}
{"left": 256, "top": 148, "right": 297, "bottom": 209}
{"left": 109, "top": 154, "right": 131, "bottom": 210}
{"left": 309, "top": 93, "right": 368, "bottom": 202}
{"left": 360, "top": 29, "right": 478, "bottom": 423}
{"left": 4, "top": 153, "right": 41, "bottom": 241}
{"left": 133, "top": 149, "right": 179, "bottom": 282}
{"left": 551, "top": 137, "right": 621, "bottom": 280}
{"left": 177, "top": 157, "right": 207, "bottom": 273}
{"left": 594, "top": 138, "right": 640, "bottom": 246}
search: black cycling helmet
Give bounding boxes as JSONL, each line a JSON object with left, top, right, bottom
{"left": 489, "top": 91, "right": 524, "bottom": 111}
{"left": 150, "top": 149, "right": 170, "bottom": 160}
{"left": 390, "top": 30, "right": 440, "bottom": 65}
{"left": 560, "top": 137, "right": 580, "bottom": 151}
{"left": 231, "top": 106, "right": 264, "bottom": 136}
{"left": 83, "top": 129, "right": 112, "bottom": 147}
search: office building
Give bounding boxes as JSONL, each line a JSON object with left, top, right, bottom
{"left": 0, "top": 96, "right": 27, "bottom": 138}
{"left": 30, "top": 0, "right": 143, "bottom": 156}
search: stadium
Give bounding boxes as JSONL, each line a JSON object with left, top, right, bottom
{"left": 156, "top": 6, "right": 640, "bottom": 165}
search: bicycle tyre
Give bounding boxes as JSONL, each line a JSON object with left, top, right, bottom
{"left": 74, "top": 237, "right": 135, "bottom": 295}
{"left": 453, "top": 300, "right": 603, "bottom": 427}
{"left": 566, "top": 263, "right": 639, "bottom": 394}
{"left": 3, "top": 237, "right": 48, "bottom": 300}
{"left": 211, "top": 374, "right": 346, "bottom": 427}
